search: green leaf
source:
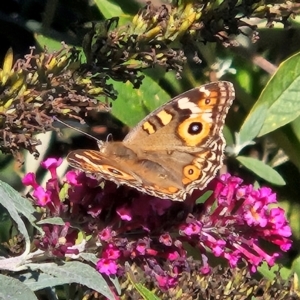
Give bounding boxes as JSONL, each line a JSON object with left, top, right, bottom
{"left": 291, "top": 116, "right": 300, "bottom": 142}
{"left": 134, "top": 283, "right": 161, "bottom": 300}
{"left": 236, "top": 156, "right": 286, "bottom": 186}
{"left": 258, "top": 262, "right": 291, "bottom": 281}
{"left": 36, "top": 217, "right": 65, "bottom": 226}
{"left": 94, "top": 0, "right": 131, "bottom": 25}
{"left": 95, "top": 0, "right": 124, "bottom": 19}
{"left": 0, "top": 274, "right": 38, "bottom": 300}
{"left": 0, "top": 180, "right": 40, "bottom": 232}
{"left": 292, "top": 255, "right": 300, "bottom": 281}
{"left": 238, "top": 104, "right": 268, "bottom": 145}
{"left": 34, "top": 33, "right": 63, "bottom": 52}
{"left": 28, "top": 261, "right": 115, "bottom": 299}
{"left": 77, "top": 252, "right": 121, "bottom": 295}
{"left": 94, "top": 0, "right": 124, "bottom": 18}
{"left": 126, "top": 263, "right": 160, "bottom": 300}
{"left": 108, "top": 276, "right": 121, "bottom": 296}
{"left": 20, "top": 271, "right": 71, "bottom": 292}
{"left": 79, "top": 253, "right": 99, "bottom": 265}
{"left": 0, "top": 181, "right": 32, "bottom": 264}
{"left": 249, "top": 51, "right": 300, "bottom": 136}
{"left": 196, "top": 190, "right": 213, "bottom": 204}
{"left": 110, "top": 78, "right": 170, "bottom": 127}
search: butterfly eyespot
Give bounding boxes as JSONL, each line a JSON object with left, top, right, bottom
{"left": 205, "top": 98, "right": 210, "bottom": 105}
{"left": 183, "top": 165, "right": 201, "bottom": 181}
{"left": 188, "top": 122, "right": 203, "bottom": 135}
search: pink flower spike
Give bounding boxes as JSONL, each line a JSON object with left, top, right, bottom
{"left": 33, "top": 186, "right": 52, "bottom": 206}
{"left": 22, "top": 172, "right": 38, "bottom": 188}
{"left": 277, "top": 225, "right": 292, "bottom": 238}
{"left": 236, "top": 185, "right": 249, "bottom": 200}
{"left": 278, "top": 238, "right": 292, "bottom": 251}
{"left": 96, "top": 258, "right": 118, "bottom": 276}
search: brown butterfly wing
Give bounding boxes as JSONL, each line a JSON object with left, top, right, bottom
{"left": 67, "top": 81, "right": 235, "bottom": 201}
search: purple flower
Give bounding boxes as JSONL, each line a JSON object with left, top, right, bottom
{"left": 37, "top": 222, "right": 78, "bottom": 257}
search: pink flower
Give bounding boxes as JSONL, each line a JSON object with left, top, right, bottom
{"left": 166, "top": 251, "right": 180, "bottom": 261}
{"left": 22, "top": 172, "right": 38, "bottom": 188}
{"left": 65, "top": 171, "right": 80, "bottom": 185}
{"left": 159, "top": 233, "right": 172, "bottom": 246}
{"left": 41, "top": 157, "right": 62, "bottom": 171}
{"left": 103, "top": 244, "right": 120, "bottom": 260}
{"left": 33, "top": 186, "right": 52, "bottom": 206}
{"left": 243, "top": 201, "right": 268, "bottom": 227}
{"left": 155, "top": 274, "right": 177, "bottom": 289}
{"left": 180, "top": 222, "right": 202, "bottom": 236}
{"left": 136, "top": 239, "right": 148, "bottom": 255}
{"left": 99, "top": 228, "right": 114, "bottom": 242}
{"left": 116, "top": 205, "right": 132, "bottom": 221}
{"left": 96, "top": 258, "right": 118, "bottom": 276}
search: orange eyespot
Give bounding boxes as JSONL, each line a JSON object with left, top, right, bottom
{"left": 182, "top": 165, "right": 201, "bottom": 184}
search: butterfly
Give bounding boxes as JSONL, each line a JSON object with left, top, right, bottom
{"left": 67, "top": 81, "right": 235, "bottom": 201}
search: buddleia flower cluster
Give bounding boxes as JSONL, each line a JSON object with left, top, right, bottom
{"left": 21, "top": 158, "right": 293, "bottom": 298}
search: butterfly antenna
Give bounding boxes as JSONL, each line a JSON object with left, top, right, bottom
{"left": 106, "top": 133, "right": 114, "bottom": 142}
{"left": 53, "top": 116, "right": 102, "bottom": 144}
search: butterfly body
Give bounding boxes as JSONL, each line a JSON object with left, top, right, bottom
{"left": 67, "top": 81, "right": 235, "bottom": 201}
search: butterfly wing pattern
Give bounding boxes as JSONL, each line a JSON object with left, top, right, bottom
{"left": 67, "top": 81, "right": 235, "bottom": 201}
